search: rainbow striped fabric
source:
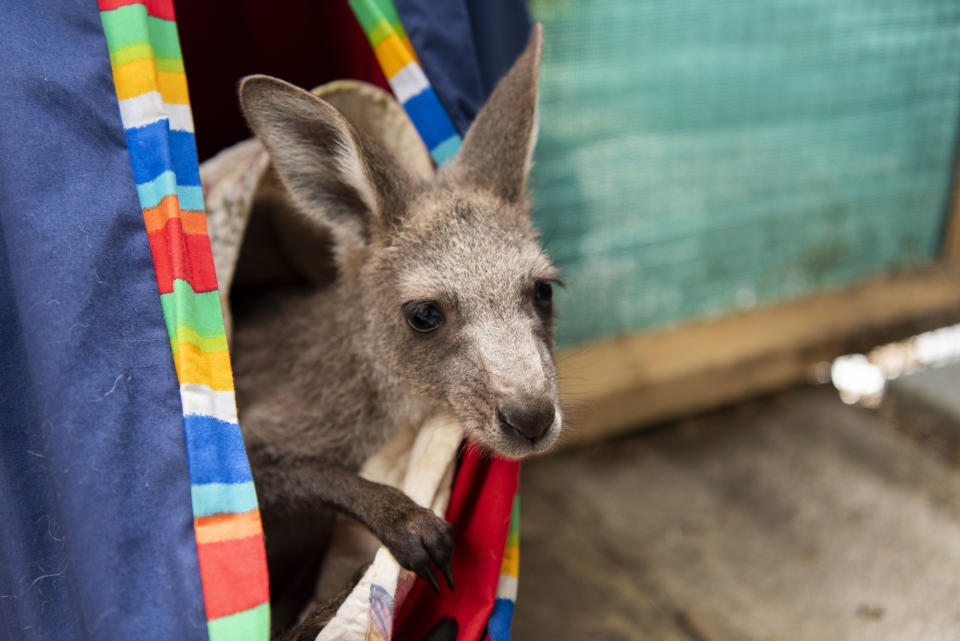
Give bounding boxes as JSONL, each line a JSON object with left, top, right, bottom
{"left": 349, "top": 0, "right": 462, "bottom": 166}
{"left": 488, "top": 496, "right": 519, "bottom": 641}
{"left": 97, "top": 2, "right": 270, "bottom": 639}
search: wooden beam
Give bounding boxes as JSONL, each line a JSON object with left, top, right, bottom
{"left": 556, "top": 263, "right": 960, "bottom": 448}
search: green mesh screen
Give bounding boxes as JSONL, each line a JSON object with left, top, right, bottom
{"left": 530, "top": 0, "right": 960, "bottom": 347}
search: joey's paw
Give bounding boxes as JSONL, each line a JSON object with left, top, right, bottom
{"left": 381, "top": 501, "right": 454, "bottom": 594}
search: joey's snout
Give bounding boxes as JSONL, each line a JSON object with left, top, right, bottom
{"left": 449, "top": 317, "right": 562, "bottom": 458}
{"left": 496, "top": 396, "right": 555, "bottom": 442}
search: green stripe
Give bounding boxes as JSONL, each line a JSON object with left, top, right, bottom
{"left": 506, "top": 495, "right": 520, "bottom": 547}
{"left": 348, "top": 0, "right": 386, "bottom": 41}
{"left": 207, "top": 602, "right": 270, "bottom": 641}
{"left": 146, "top": 13, "right": 182, "bottom": 60}
{"left": 101, "top": 4, "right": 149, "bottom": 51}
{"left": 159, "top": 279, "right": 226, "bottom": 341}
{"left": 350, "top": 0, "right": 409, "bottom": 46}
{"left": 372, "top": 0, "right": 408, "bottom": 40}
{"left": 101, "top": 5, "right": 182, "bottom": 60}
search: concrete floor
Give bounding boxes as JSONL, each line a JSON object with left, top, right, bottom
{"left": 514, "top": 384, "right": 960, "bottom": 641}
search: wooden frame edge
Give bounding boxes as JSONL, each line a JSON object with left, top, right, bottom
{"left": 555, "top": 263, "right": 960, "bottom": 449}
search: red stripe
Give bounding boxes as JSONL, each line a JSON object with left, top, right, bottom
{"left": 195, "top": 535, "right": 270, "bottom": 620}
{"left": 97, "top": 0, "right": 175, "bottom": 20}
{"left": 146, "top": 217, "right": 219, "bottom": 294}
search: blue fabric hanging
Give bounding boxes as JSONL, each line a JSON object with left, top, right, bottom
{"left": 393, "top": 0, "right": 531, "bottom": 135}
{"left": 0, "top": 2, "right": 207, "bottom": 640}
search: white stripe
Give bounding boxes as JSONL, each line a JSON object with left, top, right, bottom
{"left": 180, "top": 383, "right": 239, "bottom": 424}
{"left": 389, "top": 62, "right": 430, "bottom": 104}
{"left": 118, "top": 91, "right": 195, "bottom": 132}
{"left": 118, "top": 91, "right": 166, "bottom": 129}
{"left": 495, "top": 575, "right": 518, "bottom": 600}
{"left": 166, "top": 103, "right": 196, "bottom": 133}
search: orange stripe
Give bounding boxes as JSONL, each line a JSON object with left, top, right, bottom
{"left": 180, "top": 210, "right": 208, "bottom": 235}
{"left": 195, "top": 510, "right": 263, "bottom": 545}
{"left": 143, "top": 194, "right": 179, "bottom": 232}
{"left": 143, "top": 196, "right": 207, "bottom": 234}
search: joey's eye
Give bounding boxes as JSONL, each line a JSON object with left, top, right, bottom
{"left": 534, "top": 282, "right": 553, "bottom": 307}
{"left": 403, "top": 301, "right": 444, "bottom": 333}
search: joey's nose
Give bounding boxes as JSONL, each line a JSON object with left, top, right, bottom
{"left": 497, "top": 397, "right": 556, "bottom": 442}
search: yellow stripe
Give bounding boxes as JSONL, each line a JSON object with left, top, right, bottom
{"left": 112, "top": 58, "right": 159, "bottom": 100}
{"left": 500, "top": 544, "right": 518, "bottom": 577}
{"left": 158, "top": 70, "right": 189, "bottom": 104}
{"left": 173, "top": 342, "right": 234, "bottom": 391}
{"left": 112, "top": 58, "right": 189, "bottom": 103}
{"left": 373, "top": 33, "right": 414, "bottom": 79}
{"left": 195, "top": 510, "right": 263, "bottom": 544}
{"left": 170, "top": 325, "right": 228, "bottom": 354}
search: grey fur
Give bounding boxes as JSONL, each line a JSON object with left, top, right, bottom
{"left": 233, "top": 24, "right": 558, "bottom": 632}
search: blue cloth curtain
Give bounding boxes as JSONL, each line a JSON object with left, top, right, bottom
{"left": 0, "top": 2, "right": 207, "bottom": 640}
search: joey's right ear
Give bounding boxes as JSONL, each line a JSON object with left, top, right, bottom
{"left": 239, "top": 75, "right": 411, "bottom": 243}
{"left": 446, "top": 24, "right": 543, "bottom": 204}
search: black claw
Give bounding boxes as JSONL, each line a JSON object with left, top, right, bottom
{"left": 423, "top": 565, "right": 441, "bottom": 594}
{"left": 442, "top": 563, "right": 454, "bottom": 591}
{"left": 423, "top": 531, "right": 455, "bottom": 591}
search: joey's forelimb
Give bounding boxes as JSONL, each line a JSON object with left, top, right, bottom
{"left": 252, "top": 458, "right": 454, "bottom": 593}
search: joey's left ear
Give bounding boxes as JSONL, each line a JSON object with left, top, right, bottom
{"left": 239, "top": 75, "right": 414, "bottom": 245}
{"left": 446, "top": 23, "right": 542, "bottom": 204}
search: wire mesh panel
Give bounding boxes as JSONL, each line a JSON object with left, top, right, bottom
{"left": 530, "top": 0, "right": 960, "bottom": 347}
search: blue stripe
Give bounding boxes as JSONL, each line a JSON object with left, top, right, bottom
{"left": 124, "top": 122, "right": 201, "bottom": 186}
{"left": 487, "top": 598, "right": 515, "bottom": 641}
{"left": 135, "top": 171, "right": 204, "bottom": 210}
{"left": 168, "top": 129, "right": 201, "bottom": 186}
{"left": 183, "top": 414, "right": 253, "bottom": 485}
{"left": 190, "top": 481, "right": 259, "bottom": 517}
{"left": 430, "top": 135, "right": 462, "bottom": 167}
{"left": 402, "top": 89, "right": 459, "bottom": 149}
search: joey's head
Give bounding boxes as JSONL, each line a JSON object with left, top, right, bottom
{"left": 240, "top": 25, "right": 560, "bottom": 458}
